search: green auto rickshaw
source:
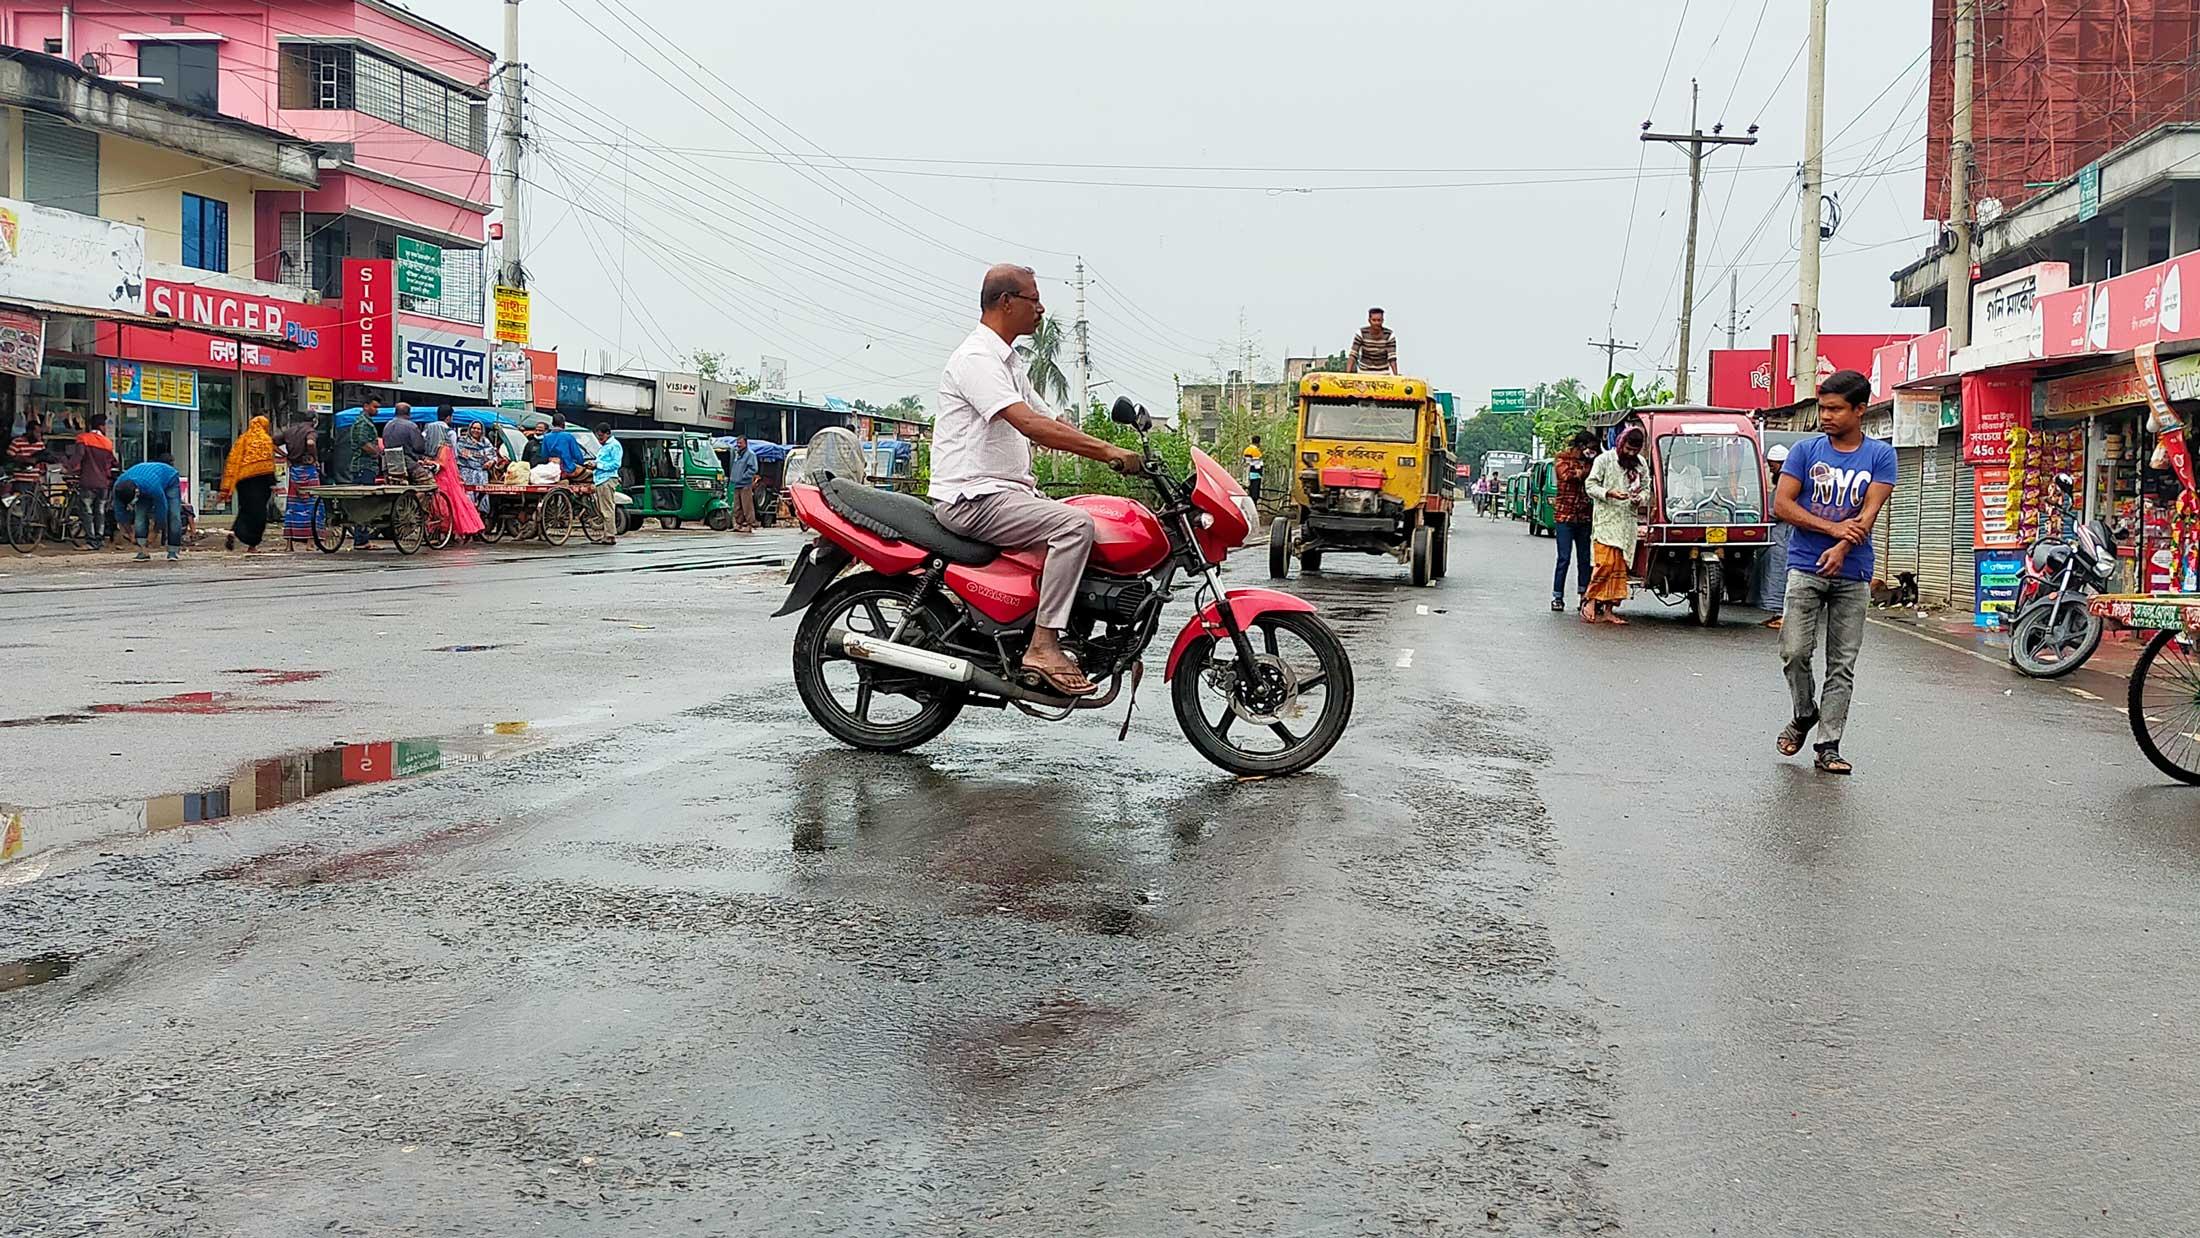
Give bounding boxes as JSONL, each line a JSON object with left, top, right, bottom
{"left": 1525, "top": 460, "right": 1558, "bottom": 537}
{"left": 616, "top": 430, "right": 733, "bottom": 531}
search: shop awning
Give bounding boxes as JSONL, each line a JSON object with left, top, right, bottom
{"left": 1, "top": 295, "right": 298, "bottom": 351}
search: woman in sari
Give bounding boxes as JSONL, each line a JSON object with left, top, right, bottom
{"left": 1582, "top": 426, "right": 1650, "bottom": 625}
{"left": 216, "top": 415, "right": 278, "bottom": 552}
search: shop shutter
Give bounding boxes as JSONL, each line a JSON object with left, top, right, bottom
{"left": 23, "top": 114, "right": 99, "bottom": 213}
{"left": 1949, "top": 456, "right": 1978, "bottom": 610}
{"left": 1887, "top": 446, "right": 1923, "bottom": 578}
{"left": 1916, "top": 437, "right": 1959, "bottom": 607}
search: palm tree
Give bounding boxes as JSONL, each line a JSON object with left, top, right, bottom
{"left": 1018, "top": 315, "right": 1072, "bottom": 408}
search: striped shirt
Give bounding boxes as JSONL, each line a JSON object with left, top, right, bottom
{"left": 1349, "top": 326, "right": 1398, "bottom": 373}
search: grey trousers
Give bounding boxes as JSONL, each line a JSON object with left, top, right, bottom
{"left": 935, "top": 489, "right": 1096, "bottom": 631}
{"left": 1781, "top": 571, "right": 1870, "bottom": 746}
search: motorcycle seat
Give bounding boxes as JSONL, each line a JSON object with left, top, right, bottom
{"left": 817, "top": 474, "right": 997, "bottom": 566}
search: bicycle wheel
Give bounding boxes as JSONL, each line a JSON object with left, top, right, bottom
{"left": 423, "top": 491, "right": 456, "bottom": 550}
{"left": 479, "top": 507, "right": 507, "bottom": 543}
{"left": 583, "top": 492, "right": 615, "bottom": 545}
{"left": 390, "top": 493, "right": 425, "bottom": 555}
{"left": 2129, "top": 630, "right": 2200, "bottom": 785}
{"left": 6, "top": 487, "right": 49, "bottom": 551}
{"left": 540, "top": 489, "right": 576, "bottom": 546}
{"left": 311, "top": 498, "right": 347, "bottom": 553}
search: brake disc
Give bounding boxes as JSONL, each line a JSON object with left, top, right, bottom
{"left": 1213, "top": 654, "right": 1299, "bottom": 726}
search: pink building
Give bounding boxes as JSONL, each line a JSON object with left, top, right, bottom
{"left": 0, "top": 0, "right": 493, "bottom": 332}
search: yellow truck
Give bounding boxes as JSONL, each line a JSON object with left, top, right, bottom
{"left": 1268, "top": 371, "right": 1456, "bottom": 586}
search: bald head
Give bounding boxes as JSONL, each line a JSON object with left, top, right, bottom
{"left": 980, "top": 264, "right": 1035, "bottom": 311}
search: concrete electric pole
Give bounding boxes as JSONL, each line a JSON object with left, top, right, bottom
{"left": 1727, "top": 269, "right": 1740, "bottom": 348}
{"left": 1643, "top": 80, "right": 1756, "bottom": 403}
{"left": 1587, "top": 335, "right": 1639, "bottom": 381}
{"left": 497, "top": 0, "right": 525, "bottom": 291}
{"left": 1074, "top": 257, "right": 1090, "bottom": 419}
{"left": 1945, "top": 0, "right": 1978, "bottom": 348}
{"left": 1793, "top": 0, "right": 1829, "bottom": 403}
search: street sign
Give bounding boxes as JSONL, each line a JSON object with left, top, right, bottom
{"left": 493, "top": 285, "right": 529, "bottom": 344}
{"left": 1490, "top": 387, "right": 1528, "bottom": 413}
{"left": 305, "top": 376, "right": 333, "bottom": 414}
{"left": 2077, "top": 162, "right": 2101, "bottom": 223}
{"left": 396, "top": 236, "right": 443, "bottom": 300}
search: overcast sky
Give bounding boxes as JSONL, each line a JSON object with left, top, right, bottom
{"left": 417, "top": 0, "right": 1935, "bottom": 409}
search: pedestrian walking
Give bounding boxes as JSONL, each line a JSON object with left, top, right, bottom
{"left": 1774, "top": 369, "right": 1896, "bottom": 776}
{"left": 729, "top": 434, "right": 760, "bottom": 532}
{"left": 217, "top": 415, "right": 278, "bottom": 552}
{"left": 1242, "top": 434, "right": 1265, "bottom": 504}
{"left": 112, "top": 456, "right": 184, "bottom": 561}
{"left": 592, "top": 423, "right": 625, "bottom": 543}
{"left": 1755, "top": 443, "right": 1793, "bottom": 629}
{"left": 1550, "top": 429, "right": 1598, "bottom": 613}
{"left": 275, "top": 411, "right": 318, "bottom": 546}
{"left": 1347, "top": 308, "right": 1399, "bottom": 374}
{"left": 67, "top": 413, "right": 118, "bottom": 549}
{"left": 1581, "top": 427, "right": 1649, "bottom": 625}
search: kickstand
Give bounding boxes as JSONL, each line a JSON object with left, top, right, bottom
{"left": 1116, "top": 662, "right": 1146, "bottom": 741}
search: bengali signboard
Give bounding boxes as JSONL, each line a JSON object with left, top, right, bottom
{"left": 116, "top": 278, "right": 337, "bottom": 377}
{"left": 1975, "top": 548, "right": 2026, "bottom": 628}
{"left": 106, "top": 360, "right": 199, "bottom": 410}
{"left": 1969, "top": 262, "right": 2068, "bottom": 358}
{"left": 396, "top": 237, "right": 442, "bottom": 300}
{"left": 1972, "top": 466, "right": 2021, "bottom": 549}
{"left": 492, "top": 285, "right": 529, "bottom": 345}
{"left": 305, "top": 376, "right": 334, "bottom": 414}
{"left": 525, "top": 349, "right": 558, "bottom": 408}
{"left": 1892, "top": 389, "right": 1941, "bottom": 448}
{"left": 395, "top": 328, "right": 489, "bottom": 400}
{"left": 1961, "top": 372, "right": 2032, "bottom": 464}
{"left": 491, "top": 348, "right": 530, "bottom": 411}
{"left": 0, "top": 195, "right": 146, "bottom": 315}
{"left": 0, "top": 308, "right": 45, "bottom": 378}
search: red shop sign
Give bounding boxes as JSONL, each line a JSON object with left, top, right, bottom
{"left": 106, "top": 280, "right": 338, "bottom": 377}
{"left": 526, "top": 348, "right": 558, "bottom": 408}
{"left": 2038, "top": 286, "right": 2090, "bottom": 356}
{"left": 1961, "top": 371, "right": 2032, "bottom": 465}
{"left": 342, "top": 259, "right": 395, "bottom": 383}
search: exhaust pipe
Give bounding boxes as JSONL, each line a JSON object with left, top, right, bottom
{"left": 825, "top": 628, "right": 1121, "bottom": 707}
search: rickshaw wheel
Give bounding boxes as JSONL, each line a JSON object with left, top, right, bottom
{"left": 706, "top": 507, "right": 732, "bottom": 532}
{"left": 2128, "top": 629, "right": 2200, "bottom": 785}
{"left": 540, "top": 489, "right": 577, "bottom": 546}
{"left": 479, "top": 512, "right": 506, "bottom": 543}
{"left": 1690, "top": 560, "right": 1724, "bottom": 626}
{"left": 1409, "top": 526, "right": 1434, "bottom": 587}
{"left": 423, "top": 492, "right": 456, "bottom": 550}
{"left": 1268, "top": 517, "right": 1291, "bottom": 580}
{"left": 582, "top": 495, "right": 615, "bottom": 545}
{"left": 389, "top": 493, "right": 426, "bottom": 555}
{"left": 310, "top": 500, "right": 346, "bottom": 553}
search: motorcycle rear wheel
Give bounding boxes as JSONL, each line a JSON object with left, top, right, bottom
{"left": 2009, "top": 596, "right": 2102, "bottom": 678}
{"left": 793, "top": 573, "right": 966, "bottom": 752}
{"left": 1171, "top": 610, "right": 1354, "bottom": 777}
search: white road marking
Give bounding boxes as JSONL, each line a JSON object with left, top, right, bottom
{"left": 1415, "top": 605, "right": 1430, "bottom": 616}
{"left": 1396, "top": 648, "right": 1415, "bottom": 668}
{"left": 1864, "top": 617, "right": 2006, "bottom": 668}
{"left": 2066, "top": 686, "right": 2102, "bottom": 701}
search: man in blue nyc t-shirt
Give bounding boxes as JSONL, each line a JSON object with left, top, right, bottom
{"left": 1772, "top": 369, "right": 1896, "bottom": 777}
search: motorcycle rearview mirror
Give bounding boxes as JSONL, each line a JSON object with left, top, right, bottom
{"left": 1134, "top": 404, "right": 1153, "bottom": 433}
{"left": 1110, "top": 395, "right": 1140, "bottom": 426}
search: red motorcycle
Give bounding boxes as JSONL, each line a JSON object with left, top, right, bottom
{"left": 776, "top": 401, "right": 1355, "bottom": 776}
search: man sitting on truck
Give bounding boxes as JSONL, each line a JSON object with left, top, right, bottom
{"left": 1348, "top": 307, "right": 1399, "bottom": 374}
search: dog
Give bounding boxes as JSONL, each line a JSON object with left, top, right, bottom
{"left": 1870, "top": 571, "right": 1919, "bottom": 608}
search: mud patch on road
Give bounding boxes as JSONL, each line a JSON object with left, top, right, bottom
{"left": 0, "top": 951, "right": 78, "bottom": 993}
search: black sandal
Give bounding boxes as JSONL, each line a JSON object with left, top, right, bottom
{"left": 1777, "top": 712, "right": 1819, "bottom": 757}
{"left": 1813, "top": 743, "right": 1852, "bottom": 775}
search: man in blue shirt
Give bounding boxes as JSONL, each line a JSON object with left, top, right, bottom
{"left": 112, "top": 456, "right": 184, "bottom": 561}
{"left": 1773, "top": 369, "right": 1897, "bottom": 776}
{"left": 592, "top": 422, "right": 625, "bottom": 544}
{"left": 540, "top": 415, "right": 590, "bottom": 481}
{"left": 728, "top": 434, "right": 760, "bottom": 533}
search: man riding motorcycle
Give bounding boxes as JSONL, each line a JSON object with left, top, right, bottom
{"left": 930, "top": 263, "right": 1144, "bottom": 697}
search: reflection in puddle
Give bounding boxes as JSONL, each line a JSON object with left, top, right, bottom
{"left": 223, "top": 668, "right": 329, "bottom": 686}
{"left": 1, "top": 737, "right": 468, "bottom": 879}
{"left": 0, "top": 952, "right": 78, "bottom": 993}
{"left": 0, "top": 691, "right": 330, "bottom": 727}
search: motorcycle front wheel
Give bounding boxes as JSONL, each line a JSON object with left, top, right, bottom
{"left": 1171, "top": 610, "right": 1354, "bottom": 776}
{"left": 792, "top": 573, "right": 967, "bottom": 752}
{"left": 2009, "top": 596, "right": 2103, "bottom": 678}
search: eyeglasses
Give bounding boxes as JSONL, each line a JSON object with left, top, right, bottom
{"left": 1007, "top": 291, "right": 1043, "bottom": 305}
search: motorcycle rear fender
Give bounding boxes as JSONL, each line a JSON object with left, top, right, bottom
{"left": 772, "top": 540, "right": 854, "bottom": 618}
{"left": 1163, "top": 588, "right": 1318, "bottom": 681}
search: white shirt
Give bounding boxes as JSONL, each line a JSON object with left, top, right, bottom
{"left": 929, "top": 324, "right": 1063, "bottom": 503}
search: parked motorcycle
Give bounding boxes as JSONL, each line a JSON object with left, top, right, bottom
{"left": 775, "top": 408, "right": 1355, "bottom": 776}
{"left": 2008, "top": 474, "right": 2119, "bottom": 679}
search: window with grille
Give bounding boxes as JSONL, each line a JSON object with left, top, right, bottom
{"left": 400, "top": 244, "right": 484, "bottom": 325}
{"left": 277, "top": 42, "right": 487, "bottom": 155}
{"left": 354, "top": 52, "right": 402, "bottom": 126}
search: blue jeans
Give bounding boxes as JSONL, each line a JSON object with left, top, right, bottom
{"left": 121, "top": 483, "right": 183, "bottom": 551}
{"left": 1553, "top": 521, "right": 1592, "bottom": 599}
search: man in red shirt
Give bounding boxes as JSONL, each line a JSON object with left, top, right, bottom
{"left": 1551, "top": 430, "right": 1599, "bottom": 612}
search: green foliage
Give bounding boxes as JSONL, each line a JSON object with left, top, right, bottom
{"left": 1456, "top": 410, "right": 1535, "bottom": 461}
{"left": 690, "top": 349, "right": 725, "bottom": 380}
{"left": 1020, "top": 316, "right": 1071, "bottom": 406}
{"left": 1032, "top": 409, "right": 1192, "bottom": 498}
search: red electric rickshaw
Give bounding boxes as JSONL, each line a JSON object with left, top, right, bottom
{"left": 1612, "top": 406, "right": 1774, "bottom": 626}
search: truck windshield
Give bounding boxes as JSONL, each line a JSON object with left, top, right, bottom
{"left": 1659, "top": 434, "right": 1765, "bottom": 523}
{"left": 1304, "top": 397, "right": 1419, "bottom": 443}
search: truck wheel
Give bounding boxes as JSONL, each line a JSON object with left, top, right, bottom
{"left": 1432, "top": 521, "right": 1450, "bottom": 578}
{"left": 1410, "top": 525, "right": 1434, "bottom": 587}
{"left": 1300, "top": 550, "right": 1323, "bottom": 573}
{"left": 1268, "top": 517, "right": 1291, "bottom": 580}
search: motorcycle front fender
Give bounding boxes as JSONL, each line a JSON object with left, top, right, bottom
{"left": 1163, "top": 588, "right": 1318, "bottom": 681}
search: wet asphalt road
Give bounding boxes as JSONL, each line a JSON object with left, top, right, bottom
{"left": 3, "top": 520, "right": 2197, "bottom": 1236}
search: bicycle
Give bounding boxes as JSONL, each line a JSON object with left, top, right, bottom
{"left": 4, "top": 480, "right": 49, "bottom": 552}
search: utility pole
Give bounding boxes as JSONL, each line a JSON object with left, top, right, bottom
{"left": 1945, "top": 0, "right": 1978, "bottom": 348}
{"left": 1642, "top": 80, "right": 1756, "bottom": 402}
{"left": 1727, "top": 269, "right": 1740, "bottom": 348}
{"left": 496, "top": 0, "right": 525, "bottom": 290}
{"left": 1795, "top": 0, "right": 1828, "bottom": 401}
{"left": 1074, "top": 257, "right": 1090, "bottom": 419}
{"left": 1587, "top": 335, "right": 1639, "bottom": 380}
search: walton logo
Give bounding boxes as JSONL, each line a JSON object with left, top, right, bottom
{"left": 1808, "top": 461, "right": 1872, "bottom": 509}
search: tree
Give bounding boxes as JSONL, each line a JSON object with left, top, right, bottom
{"left": 885, "top": 394, "right": 926, "bottom": 420}
{"left": 1018, "top": 315, "right": 1071, "bottom": 407}
{"left": 690, "top": 349, "right": 726, "bottom": 380}
{"left": 1455, "top": 409, "right": 1535, "bottom": 461}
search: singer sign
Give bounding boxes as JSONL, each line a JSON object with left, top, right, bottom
{"left": 342, "top": 259, "right": 396, "bottom": 382}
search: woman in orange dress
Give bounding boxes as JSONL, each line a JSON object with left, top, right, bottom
{"left": 1581, "top": 426, "right": 1649, "bottom": 624}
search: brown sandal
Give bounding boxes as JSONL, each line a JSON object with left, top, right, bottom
{"left": 1022, "top": 661, "right": 1098, "bottom": 698}
{"left": 1778, "top": 712, "right": 1818, "bottom": 756}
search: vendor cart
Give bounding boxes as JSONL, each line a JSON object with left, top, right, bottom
{"left": 2088, "top": 594, "right": 2200, "bottom": 784}
{"left": 301, "top": 483, "right": 454, "bottom": 554}
{"left": 468, "top": 482, "right": 613, "bottom": 546}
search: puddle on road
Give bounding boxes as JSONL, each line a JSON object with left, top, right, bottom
{"left": 0, "top": 728, "right": 538, "bottom": 881}
{"left": 223, "top": 668, "right": 330, "bottom": 686}
{"left": 433, "top": 644, "right": 505, "bottom": 653}
{"left": 934, "top": 995, "right": 1130, "bottom": 1086}
{"left": 0, "top": 952, "right": 78, "bottom": 994}
{"left": 0, "top": 691, "right": 333, "bottom": 728}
